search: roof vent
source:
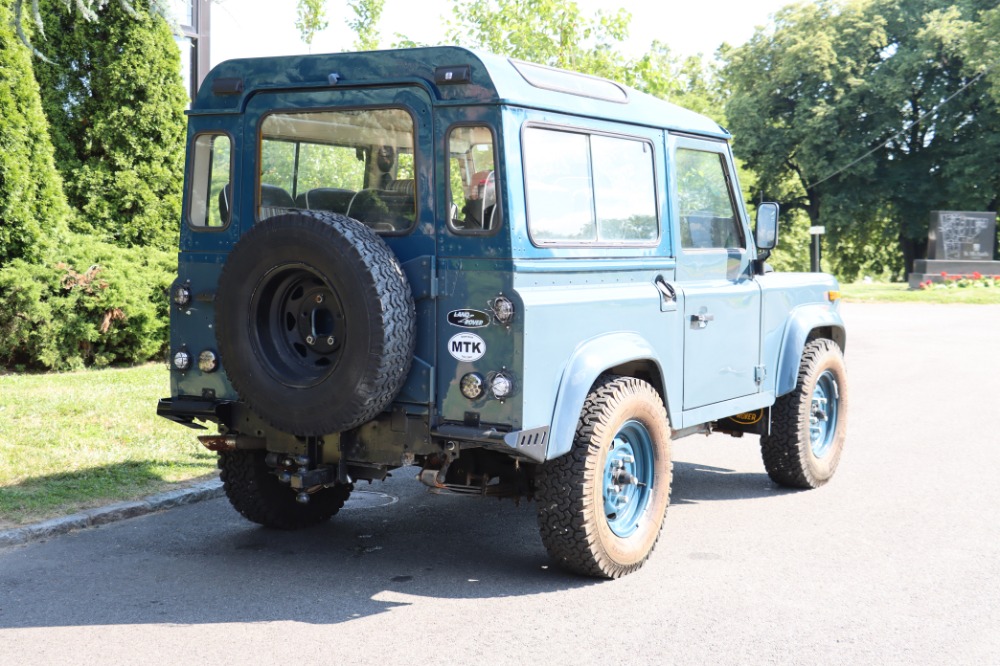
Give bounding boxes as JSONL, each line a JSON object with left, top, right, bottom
{"left": 510, "top": 60, "right": 627, "bottom": 103}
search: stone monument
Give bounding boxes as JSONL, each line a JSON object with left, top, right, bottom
{"left": 908, "top": 211, "right": 999, "bottom": 288}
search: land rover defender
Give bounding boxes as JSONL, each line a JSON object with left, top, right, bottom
{"left": 158, "top": 47, "right": 848, "bottom": 578}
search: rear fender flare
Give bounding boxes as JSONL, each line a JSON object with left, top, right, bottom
{"left": 546, "top": 332, "right": 665, "bottom": 460}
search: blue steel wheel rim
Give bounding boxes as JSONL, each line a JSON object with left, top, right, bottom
{"left": 602, "top": 420, "right": 655, "bottom": 538}
{"left": 809, "top": 370, "right": 839, "bottom": 458}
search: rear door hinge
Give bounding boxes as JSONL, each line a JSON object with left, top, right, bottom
{"left": 754, "top": 365, "right": 766, "bottom": 385}
{"left": 400, "top": 255, "right": 437, "bottom": 301}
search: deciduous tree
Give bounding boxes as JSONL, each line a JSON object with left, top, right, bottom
{"left": 347, "top": 0, "right": 384, "bottom": 51}
{"left": 443, "top": 0, "right": 631, "bottom": 81}
{"left": 723, "top": 0, "right": 1000, "bottom": 279}
{"left": 296, "top": 0, "right": 329, "bottom": 48}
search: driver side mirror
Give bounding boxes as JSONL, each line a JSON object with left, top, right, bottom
{"left": 755, "top": 202, "right": 779, "bottom": 250}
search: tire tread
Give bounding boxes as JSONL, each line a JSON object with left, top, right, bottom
{"left": 536, "top": 375, "right": 670, "bottom": 578}
{"left": 760, "top": 338, "right": 846, "bottom": 489}
{"left": 216, "top": 211, "right": 415, "bottom": 435}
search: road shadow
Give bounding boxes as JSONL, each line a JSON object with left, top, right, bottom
{"left": 0, "top": 483, "right": 598, "bottom": 629}
{"left": 670, "top": 460, "right": 799, "bottom": 504}
{"left": 0, "top": 460, "right": 802, "bottom": 630}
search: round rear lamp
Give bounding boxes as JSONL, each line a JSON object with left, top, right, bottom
{"left": 492, "top": 295, "right": 515, "bottom": 325}
{"left": 198, "top": 350, "right": 218, "bottom": 373}
{"left": 490, "top": 372, "right": 513, "bottom": 400}
{"left": 173, "top": 350, "right": 191, "bottom": 371}
{"left": 173, "top": 285, "right": 191, "bottom": 306}
{"left": 460, "top": 373, "right": 485, "bottom": 400}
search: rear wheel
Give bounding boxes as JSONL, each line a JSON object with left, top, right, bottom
{"left": 219, "top": 450, "right": 352, "bottom": 529}
{"left": 760, "top": 338, "right": 848, "bottom": 488}
{"left": 536, "top": 376, "right": 672, "bottom": 578}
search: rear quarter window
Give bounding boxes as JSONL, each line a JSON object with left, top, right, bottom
{"left": 523, "top": 126, "right": 657, "bottom": 245}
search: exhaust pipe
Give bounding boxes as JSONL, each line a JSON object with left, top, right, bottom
{"left": 197, "top": 434, "right": 266, "bottom": 452}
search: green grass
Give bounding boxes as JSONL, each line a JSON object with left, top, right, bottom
{"left": 3, "top": 280, "right": 998, "bottom": 527}
{"left": 0, "top": 364, "right": 217, "bottom": 528}
{"left": 840, "top": 281, "right": 1000, "bottom": 304}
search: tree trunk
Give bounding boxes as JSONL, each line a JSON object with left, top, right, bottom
{"left": 898, "top": 234, "right": 927, "bottom": 280}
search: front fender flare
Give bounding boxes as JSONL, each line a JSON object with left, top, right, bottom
{"left": 775, "top": 304, "right": 847, "bottom": 396}
{"left": 546, "top": 332, "right": 664, "bottom": 460}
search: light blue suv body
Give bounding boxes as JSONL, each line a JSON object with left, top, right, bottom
{"left": 159, "top": 47, "right": 848, "bottom": 578}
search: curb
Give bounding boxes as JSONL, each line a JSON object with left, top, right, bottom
{"left": 0, "top": 479, "right": 225, "bottom": 548}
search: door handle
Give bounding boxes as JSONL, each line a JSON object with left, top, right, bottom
{"left": 654, "top": 276, "right": 676, "bottom": 303}
{"left": 690, "top": 313, "right": 714, "bottom": 329}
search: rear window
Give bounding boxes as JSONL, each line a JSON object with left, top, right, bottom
{"left": 447, "top": 125, "right": 501, "bottom": 234}
{"left": 258, "top": 108, "right": 416, "bottom": 234}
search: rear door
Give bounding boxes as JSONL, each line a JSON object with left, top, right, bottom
{"left": 242, "top": 86, "right": 437, "bottom": 406}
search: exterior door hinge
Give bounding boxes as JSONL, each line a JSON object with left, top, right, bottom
{"left": 399, "top": 255, "right": 437, "bottom": 301}
{"left": 754, "top": 365, "right": 766, "bottom": 385}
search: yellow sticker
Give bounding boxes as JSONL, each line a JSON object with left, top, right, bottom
{"left": 730, "top": 410, "right": 764, "bottom": 425}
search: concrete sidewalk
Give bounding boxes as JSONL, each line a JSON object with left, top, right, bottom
{"left": 0, "top": 479, "right": 224, "bottom": 548}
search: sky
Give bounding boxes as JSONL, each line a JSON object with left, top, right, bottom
{"left": 210, "top": 0, "right": 793, "bottom": 67}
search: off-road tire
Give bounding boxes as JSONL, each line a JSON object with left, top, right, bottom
{"left": 219, "top": 450, "right": 352, "bottom": 529}
{"left": 760, "top": 338, "right": 848, "bottom": 489}
{"left": 536, "top": 375, "right": 672, "bottom": 579}
{"left": 215, "top": 211, "right": 415, "bottom": 436}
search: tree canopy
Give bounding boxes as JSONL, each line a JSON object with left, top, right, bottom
{"left": 296, "top": 0, "right": 329, "bottom": 47}
{"left": 723, "top": 0, "right": 1000, "bottom": 278}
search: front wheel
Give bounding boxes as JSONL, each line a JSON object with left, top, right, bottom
{"left": 536, "top": 376, "right": 672, "bottom": 579}
{"left": 760, "top": 338, "right": 848, "bottom": 488}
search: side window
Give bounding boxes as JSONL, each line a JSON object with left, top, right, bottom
{"left": 523, "top": 126, "right": 657, "bottom": 244}
{"left": 675, "top": 148, "right": 744, "bottom": 249}
{"left": 592, "top": 135, "right": 657, "bottom": 242}
{"left": 448, "top": 125, "right": 501, "bottom": 233}
{"left": 188, "top": 134, "right": 232, "bottom": 228}
{"left": 258, "top": 108, "right": 416, "bottom": 233}
{"left": 523, "top": 128, "right": 593, "bottom": 242}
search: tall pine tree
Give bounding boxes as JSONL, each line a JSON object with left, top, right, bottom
{"left": 34, "top": 0, "right": 187, "bottom": 250}
{"left": 0, "top": 2, "right": 72, "bottom": 265}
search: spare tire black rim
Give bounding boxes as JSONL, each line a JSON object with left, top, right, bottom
{"left": 249, "top": 262, "right": 345, "bottom": 389}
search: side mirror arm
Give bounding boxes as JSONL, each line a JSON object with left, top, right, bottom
{"left": 753, "top": 249, "right": 771, "bottom": 276}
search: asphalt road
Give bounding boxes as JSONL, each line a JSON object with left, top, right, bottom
{"left": 1, "top": 302, "right": 998, "bottom": 665}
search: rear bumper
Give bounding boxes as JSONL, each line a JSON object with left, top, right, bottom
{"left": 156, "top": 398, "right": 231, "bottom": 430}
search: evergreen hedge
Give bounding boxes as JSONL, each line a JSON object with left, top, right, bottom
{"left": 0, "top": 3, "right": 73, "bottom": 265}
{"left": 34, "top": 0, "right": 188, "bottom": 251}
{"left": 0, "top": 232, "right": 175, "bottom": 371}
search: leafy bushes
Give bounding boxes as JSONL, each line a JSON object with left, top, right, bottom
{"left": 0, "top": 234, "right": 175, "bottom": 370}
{"left": 0, "top": 4, "right": 186, "bottom": 371}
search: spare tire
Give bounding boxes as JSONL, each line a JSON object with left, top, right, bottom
{"left": 216, "top": 211, "right": 415, "bottom": 435}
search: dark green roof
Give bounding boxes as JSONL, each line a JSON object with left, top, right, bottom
{"left": 193, "top": 46, "right": 727, "bottom": 139}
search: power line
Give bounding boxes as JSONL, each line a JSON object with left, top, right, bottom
{"left": 803, "top": 68, "right": 990, "bottom": 190}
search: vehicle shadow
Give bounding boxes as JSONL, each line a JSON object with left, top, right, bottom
{"left": 671, "top": 460, "right": 799, "bottom": 504}
{"left": 0, "top": 485, "right": 597, "bottom": 629}
{"left": 0, "top": 461, "right": 800, "bottom": 630}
